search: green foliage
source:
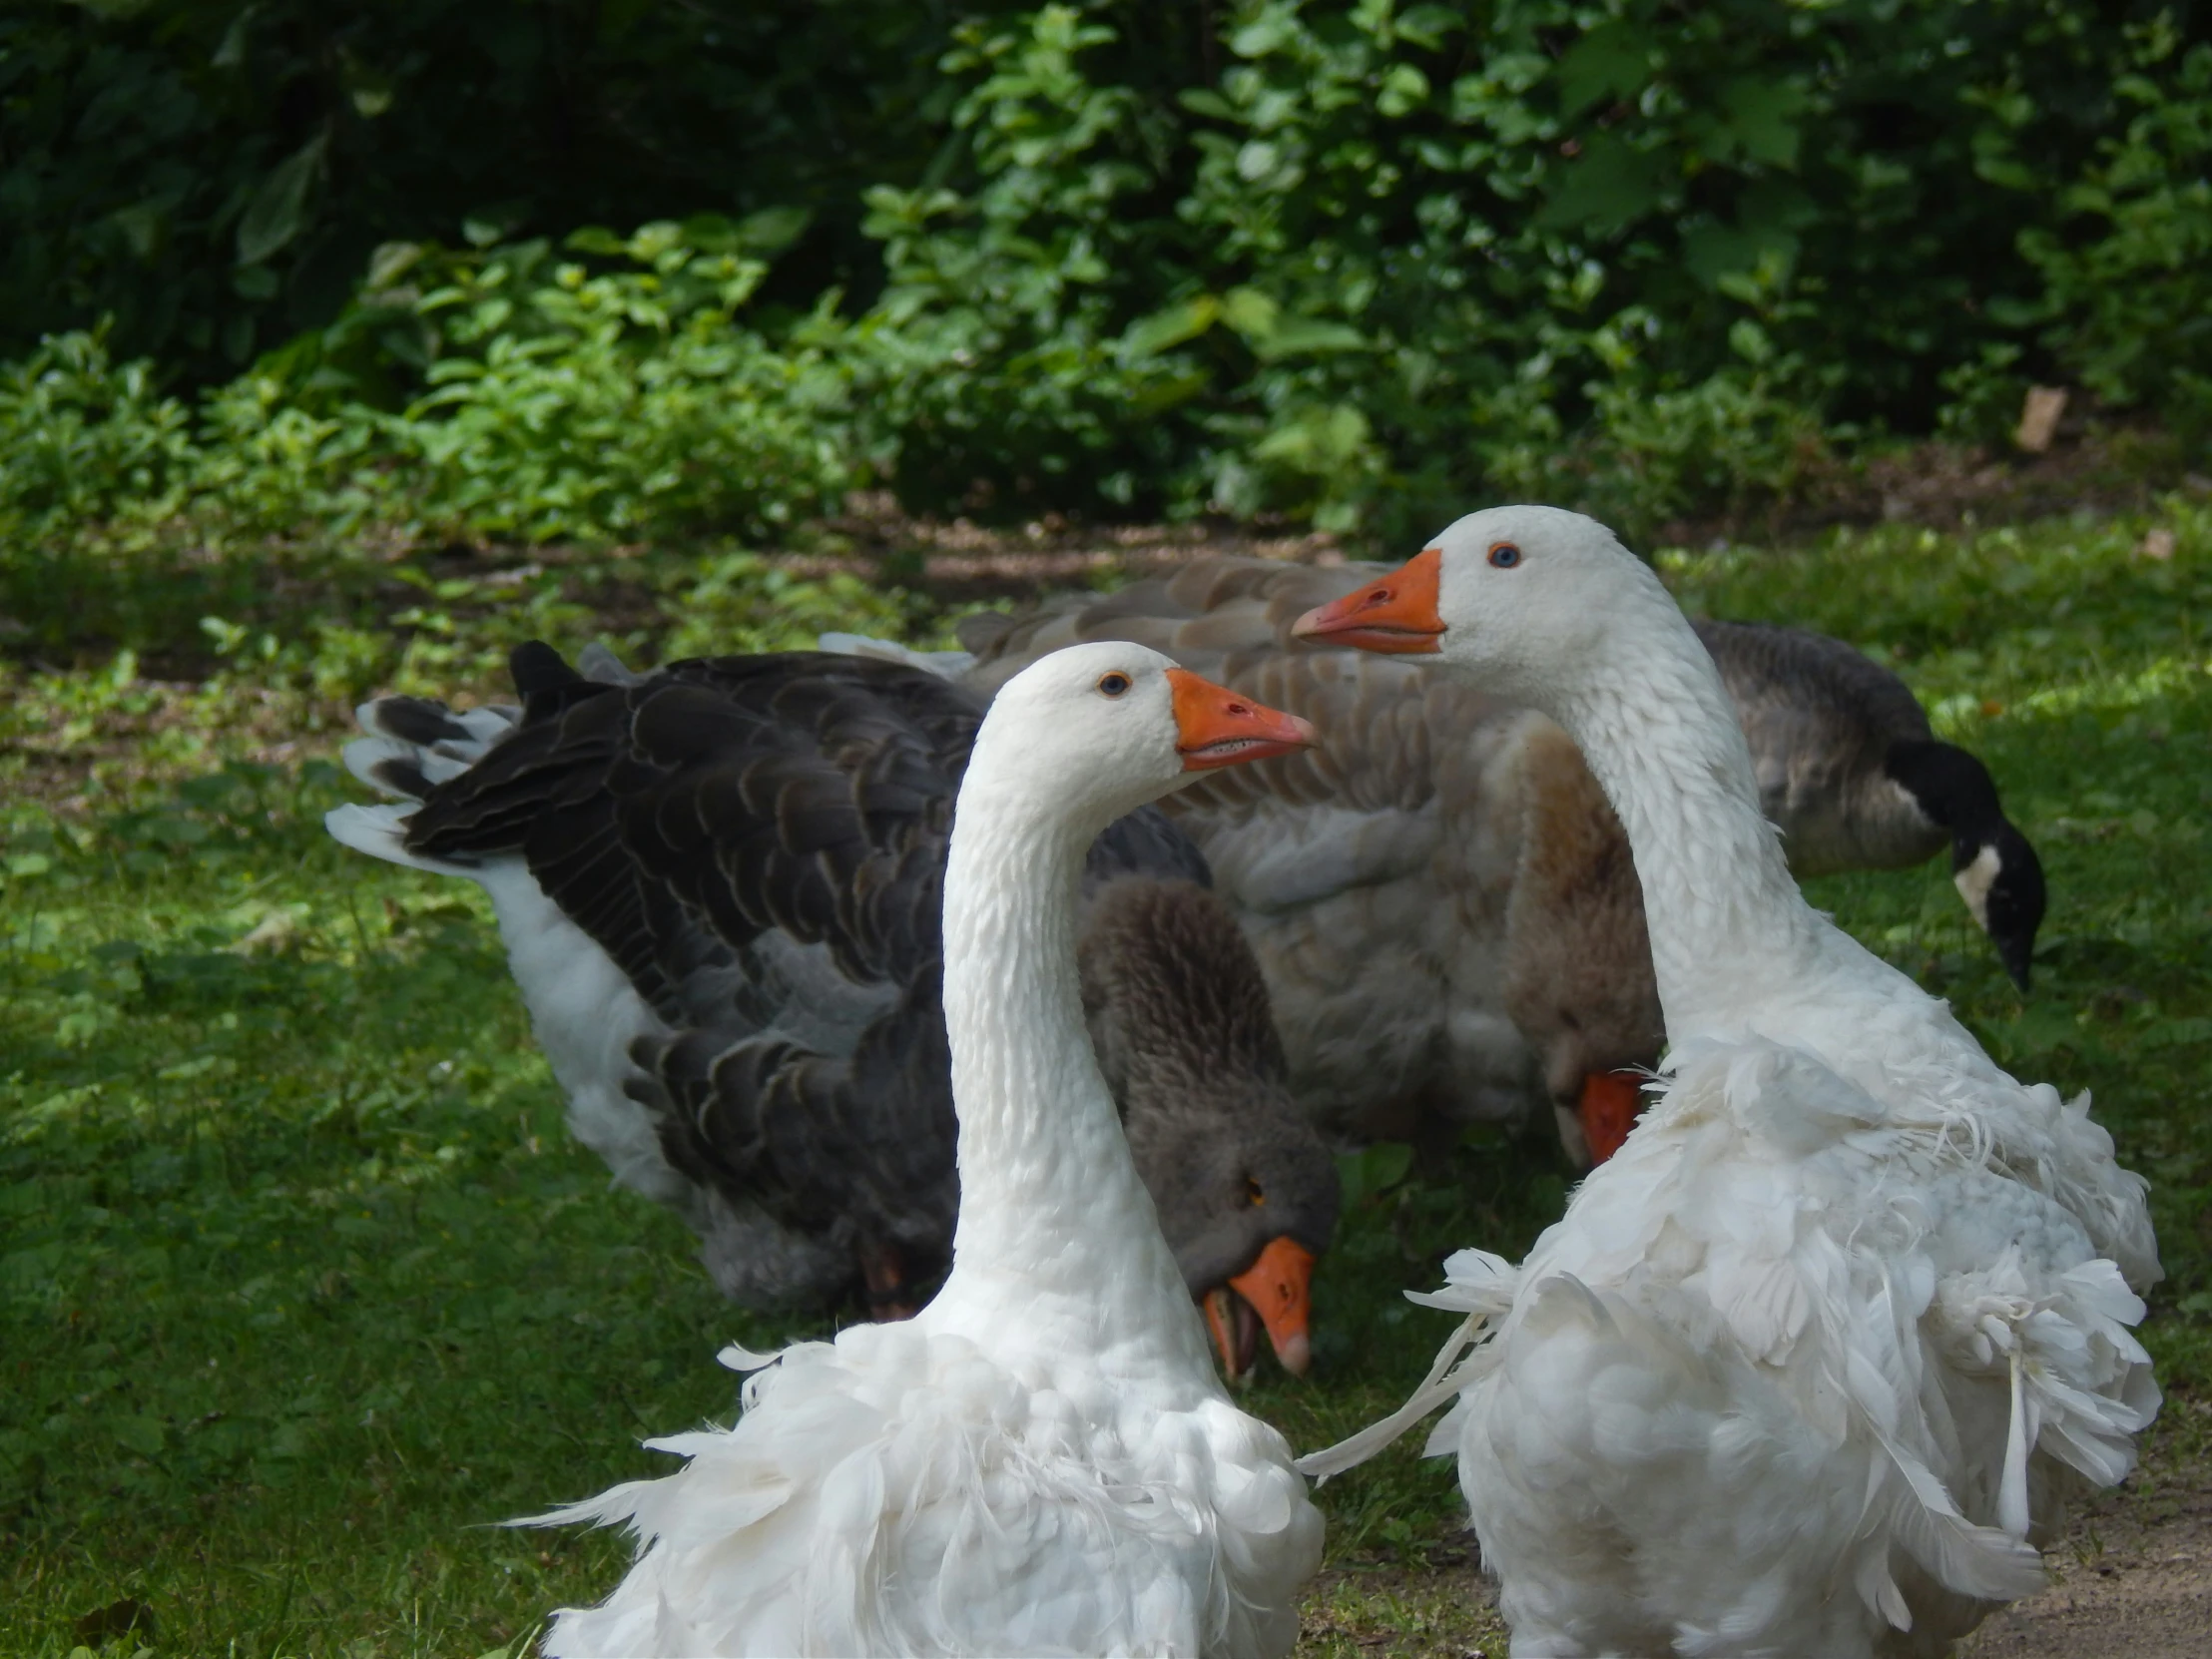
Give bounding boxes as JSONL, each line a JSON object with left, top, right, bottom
{"left": 10, "top": 0, "right": 2212, "bottom": 571}
{"left": 0, "top": 328, "right": 196, "bottom": 526}
{"left": 8, "top": 0, "right": 2212, "bottom": 555}
{"left": 0, "top": 0, "right": 1035, "bottom": 380}
{"left": 2023, "top": 23, "right": 2212, "bottom": 432}
{"left": 0, "top": 225, "right": 886, "bottom": 658}
{"left": 356, "top": 225, "right": 856, "bottom": 543}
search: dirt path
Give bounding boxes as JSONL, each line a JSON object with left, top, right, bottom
{"left": 1961, "top": 1449, "right": 2212, "bottom": 1658}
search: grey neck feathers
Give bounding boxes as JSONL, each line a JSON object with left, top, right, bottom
{"left": 1543, "top": 590, "right": 1825, "bottom": 1034}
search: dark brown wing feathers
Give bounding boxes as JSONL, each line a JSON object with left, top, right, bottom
{"left": 399, "top": 646, "right": 985, "bottom": 1301}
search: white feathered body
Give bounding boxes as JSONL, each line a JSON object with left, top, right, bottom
{"left": 535, "top": 646, "right": 1324, "bottom": 1658}
{"left": 1302, "top": 509, "right": 2158, "bottom": 1659}
{"left": 1422, "top": 956, "right": 2157, "bottom": 1657}
{"left": 543, "top": 1300, "right": 1313, "bottom": 1657}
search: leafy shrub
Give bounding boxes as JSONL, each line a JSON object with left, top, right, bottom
{"left": 0, "top": 329, "right": 196, "bottom": 526}
{"left": 2023, "top": 23, "right": 2212, "bottom": 433}
{"left": 826, "top": 0, "right": 2209, "bottom": 537}
{"left": 0, "top": 0, "right": 1036, "bottom": 379}
{"left": 8, "top": 0, "right": 2212, "bottom": 573}
{"left": 0, "top": 223, "right": 867, "bottom": 652}
{"left": 355, "top": 223, "right": 858, "bottom": 542}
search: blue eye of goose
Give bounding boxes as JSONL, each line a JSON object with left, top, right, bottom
{"left": 1488, "top": 542, "right": 1522, "bottom": 569}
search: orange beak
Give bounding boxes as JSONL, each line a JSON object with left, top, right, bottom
{"left": 1228, "top": 1235, "right": 1316, "bottom": 1377}
{"left": 1290, "top": 547, "right": 1445, "bottom": 653}
{"left": 1579, "top": 1070, "right": 1645, "bottom": 1164}
{"left": 1165, "top": 668, "right": 1317, "bottom": 771}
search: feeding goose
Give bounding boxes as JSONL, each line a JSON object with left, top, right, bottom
{"left": 526, "top": 644, "right": 1326, "bottom": 1657}
{"left": 911, "top": 558, "right": 2045, "bottom": 1166}
{"left": 1698, "top": 617, "right": 2044, "bottom": 990}
{"left": 1295, "top": 507, "right": 2157, "bottom": 1657}
{"left": 325, "top": 645, "right": 1338, "bottom": 1379}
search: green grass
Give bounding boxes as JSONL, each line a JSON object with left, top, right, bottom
{"left": 4, "top": 500, "right": 2210, "bottom": 1656}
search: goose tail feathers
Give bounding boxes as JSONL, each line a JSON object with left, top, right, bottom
{"left": 325, "top": 695, "right": 522, "bottom": 870}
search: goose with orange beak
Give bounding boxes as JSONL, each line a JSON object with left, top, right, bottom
{"left": 1292, "top": 544, "right": 1650, "bottom": 1164}
{"left": 1161, "top": 669, "right": 1330, "bottom": 1378}
{"left": 1286, "top": 508, "right": 2155, "bottom": 1659}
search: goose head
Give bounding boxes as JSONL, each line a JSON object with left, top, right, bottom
{"left": 972, "top": 642, "right": 1322, "bottom": 832}
{"left": 1295, "top": 506, "right": 1675, "bottom": 1163}
{"left": 1080, "top": 874, "right": 1340, "bottom": 1380}
{"left": 1289, "top": 505, "right": 1661, "bottom": 708}
{"left": 1883, "top": 739, "right": 2047, "bottom": 991}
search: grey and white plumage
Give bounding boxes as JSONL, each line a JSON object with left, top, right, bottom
{"left": 326, "top": 644, "right": 1337, "bottom": 1346}
{"left": 939, "top": 559, "right": 2048, "bottom": 1164}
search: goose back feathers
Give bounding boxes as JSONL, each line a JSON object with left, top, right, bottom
{"left": 327, "top": 647, "right": 1336, "bottom": 1357}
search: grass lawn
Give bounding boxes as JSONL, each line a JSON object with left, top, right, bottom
{"left": 4, "top": 501, "right": 2209, "bottom": 1657}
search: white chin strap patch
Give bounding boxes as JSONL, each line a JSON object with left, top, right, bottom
{"left": 1953, "top": 842, "right": 2001, "bottom": 931}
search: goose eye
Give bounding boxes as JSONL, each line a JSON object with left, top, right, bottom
{"left": 1096, "top": 672, "right": 1133, "bottom": 698}
{"left": 1488, "top": 542, "right": 1522, "bottom": 569}
{"left": 1246, "top": 1178, "right": 1266, "bottom": 1207}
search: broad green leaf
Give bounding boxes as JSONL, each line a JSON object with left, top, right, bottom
{"left": 1535, "top": 134, "right": 1671, "bottom": 232}
{"left": 1555, "top": 22, "right": 1651, "bottom": 117}
{"left": 735, "top": 206, "right": 813, "bottom": 256}
{"left": 1220, "top": 286, "right": 1281, "bottom": 342}
{"left": 1337, "top": 1141, "right": 1414, "bottom": 1207}
{"left": 1710, "top": 78, "right": 1809, "bottom": 170}
{"left": 236, "top": 134, "right": 327, "bottom": 268}
{"left": 1178, "top": 88, "right": 1236, "bottom": 120}
{"left": 1120, "top": 294, "right": 1220, "bottom": 360}
{"left": 1254, "top": 317, "right": 1369, "bottom": 359}
{"left": 1395, "top": 6, "right": 1464, "bottom": 50}
{"left": 1378, "top": 64, "right": 1430, "bottom": 119}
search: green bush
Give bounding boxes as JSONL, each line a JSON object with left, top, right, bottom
{"left": 2024, "top": 23, "right": 2212, "bottom": 433}
{"left": 0, "top": 0, "right": 1039, "bottom": 380}
{"left": 7, "top": 0, "right": 2212, "bottom": 573}
{"left": 812, "top": 0, "right": 2212, "bottom": 536}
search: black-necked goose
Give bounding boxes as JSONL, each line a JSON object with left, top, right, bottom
{"left": 1295, "top": 507, "right": 2156, "bottom": 1657}
{"left": 325, "top": 645, "right": 1337, "bottom": 1379}
{"left": 1693, "top": 618, "right": 2045, "bottom": 989}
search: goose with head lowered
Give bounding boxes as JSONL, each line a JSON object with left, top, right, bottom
{"left": 325, "top": 646, "right": 1336, "bottom": 1380}
{"left": 1294, "top": 507, "right": 2158, "bottom": 1658}
{"left": 1697, "top": 618, "right": 2045, "bottom": 991}
{"left": 525, "top": 644, "right": 1326, "bottom": 1657}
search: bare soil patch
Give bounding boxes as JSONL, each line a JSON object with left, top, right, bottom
{"left": 1963, "top": 1400, "right": 2212, "bottom": 1659}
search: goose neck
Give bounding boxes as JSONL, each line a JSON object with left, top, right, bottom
{"left": 936, "top": 771, "right": 1199, "bottom": 1341}
{"left": 1546, "top": 604, "right": 1823, "bottom": 1032}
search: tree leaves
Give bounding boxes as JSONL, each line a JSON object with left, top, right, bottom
{"left": 235, "top": 133, "right": 326, "bottom": 269}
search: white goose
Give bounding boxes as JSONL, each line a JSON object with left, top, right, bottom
{"left": 1295, "top": 507, "right": 2159, "bottom": 1657}
{"left": 530, "top": 642, "right": 1326, "bottom": 1657}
